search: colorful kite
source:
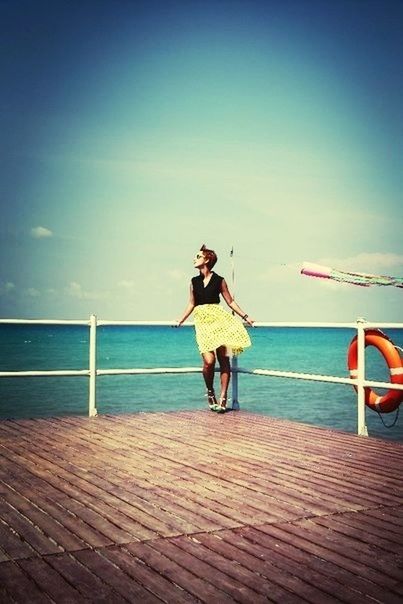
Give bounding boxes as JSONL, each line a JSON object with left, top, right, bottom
{"left": 301, "top": 262, "right": 403, "bottom": 288}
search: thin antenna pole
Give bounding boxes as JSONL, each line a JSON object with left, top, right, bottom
{"left": 230, "top": 246, "right": 235, "bottom": 302}
{"left": 230, "top": 246, "right": 239, "bottom": 410}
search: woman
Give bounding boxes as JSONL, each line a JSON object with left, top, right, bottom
{"left": 176, "top": 244, "right": 254, "bottom": 413}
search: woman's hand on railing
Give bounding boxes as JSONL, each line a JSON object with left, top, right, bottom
{"left": 243, "top": 316, "right": 256, "bottom": 327}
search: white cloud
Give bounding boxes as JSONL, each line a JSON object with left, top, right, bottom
{"left": 0, "top": 281, "right": 15, "bottom": 296}
{"left": 31, "top": 226, "right": 53, "bottom": 239}
{"left": 167, "top": 269, "right": 187, "bottom": 281}
{"left": 65, "top": 281, "right": 109, "bottom": 300}
{"left": 65, "top": 282, "right": 82, "bottom": 298}
{"left": 25, "top": 288, "right": 40, "bottom": 297}
{"left": 117, "top": 280, "right": 135, "bottom": 289}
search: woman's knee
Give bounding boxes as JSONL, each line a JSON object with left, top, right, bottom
{"left": 202, "top": 352, "right": 215, "bottom": 369}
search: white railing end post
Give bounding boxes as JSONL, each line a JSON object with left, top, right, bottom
{"left": 356, "top": 317, "right": 368, "bottom": 436}
{"left": 89, "top": 314, "right": 98, "bottom": 417}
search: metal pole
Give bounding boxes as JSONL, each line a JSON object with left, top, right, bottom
{"left": 356, "top": 317, "right": 368, "bottom": 436}
{"left": 230, "top": 246, "right": 240, "bottom": 410}
{"left": 231, "top": 354, "right": 240, "bottom": 410}
{"left": 89, "top": 314, "right": 98, "bottom": 417}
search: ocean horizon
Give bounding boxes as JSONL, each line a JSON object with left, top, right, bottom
{"left": 0, "top": 323, "right": 402, "bottom": 442}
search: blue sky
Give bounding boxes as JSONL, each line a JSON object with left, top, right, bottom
{"left": 1, "top": 0, "right": 402, "bottom": 321}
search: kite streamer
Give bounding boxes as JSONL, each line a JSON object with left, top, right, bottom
{"left": 301, "top": 262, "right": 403, "bottom": 289}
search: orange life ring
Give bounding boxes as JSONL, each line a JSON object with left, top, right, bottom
{"left": 347, "top": 329, "right": 403, "bottom": 413}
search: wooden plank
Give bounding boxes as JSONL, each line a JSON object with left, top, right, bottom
{"left": 191, "top": 458, "right": 343, "bottom": 516}
{"left": 4, "top": 441, "right": 180, "bottom": 539}
{"left": 0, "top": 514, "right": 38, "bottom": 560}
{"left": 257, "top": 524, "right": 403, "bottom": 604}
{"left": 0, "top": 463, "right": 114, "bottom": 549}
{"left": 45, "top": 551, "right": 128, "bottom": 603}
{"left": 0, "top": 585, "right": 12, "bottom": 604}
{"left": 242, "top": 524, "right": 385, "bottom": 603}
{"left": 152, "top": 536, "right": 269, "bottom": 604}
{"left": 126, "top": 541, "right": 237, "bottom": 603}
{"left": 0, "top": 560, "right": 52, "bottom": 603}
{"left": 170, "top": 533, "right": 280, "bottom": 599}
{"left": 231, "top": 525, "right": 377, "bottom": 604}
{"left": 92, "top": 468, "right": 224, "bottom": 533}
{"left": 18, "top": 432, "right": 243, "bottom": 537}
{"left": 167, "top": 534, "right": 277, "bottom": 603}
{"left": 2, "top": 424, "right": 237, "bottom": 536}
{"left": 226, "top": 412, "right": 401, "bottom": 456}
{"left": 186, "top": 413, "right": 403, "bottom": 489}
{"left": 364, "top": 506, "right": 403, "bottom": 527}
{"left": 195, "top": 531, "right": 308, "bottom": 603}
{"left": 0, "top": 444, "right": 158, "bottom": 542}
{"left": 294, "top": 518, "right": 402, "bottom": 582}
{"left": 233, "top": 457, "right": 396, "bottom": 508}
{"left": 0, "top": 546, "right": 10, "bottom": 563}
{"left": 68, "top": 428, "right": 304, "bottom": 521}
{"left": 173, "top": 422, "right": 388, "bottom": 498}
{"left": 206, "top": 528, "right": 342, "bottom": 604}
{"left": 129, "top": 481, "right": 242, "bottom": 531}
{"left": 0, "top": 481, "right": 84, "bottom": 553}
{"left": 67, "top": 463, "right": 222, "bottom": 534}
{"left": 80, "top": 438, "right": 308, "bottom": 525}
{"left": 1, "top": 411, "right": 403, "bottom": 603}
{"left": 15, "top": 410, "right": 403, "bottom": 510}
{"left": 258, "top": 522, "right": 403, "bottom": 598}
{"left": 157, "top": 463, "right": 310, "bottom": 521}
{"left": 0, "top": 500, "right": 61, "bottom": 557}
{"left": 74, "top": 548, "right": 164, "bottom": 604}
{"left": 17, "top": 557, "right": 83, "bottom": 603}
{"left": 312, "top": 513, "right": 403, "bottom": 554}
{"left": 163, "top": 481, "right": 279, "bottom": 526}
{"left": 101, "top": 545, "right": 199, "bottom": 603}
{"left": 96, "top": 469, "right": 232, "bottom": 533}
{"left": 354, "top": 510, "right": 403, "bottom": 542}
{"left": 216, "top": 445, "right": 401, "bottom": 505}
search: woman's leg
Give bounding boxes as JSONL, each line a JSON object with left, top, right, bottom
{"left": 202, "top": 351, "right": 216, "bottom": 391}
{"left": 216, "top": 346, "right": 231, "bottom": 408}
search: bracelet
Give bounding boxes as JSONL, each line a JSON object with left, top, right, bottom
{"left": 242, "top": 314, "right": 248, "bottom": 320}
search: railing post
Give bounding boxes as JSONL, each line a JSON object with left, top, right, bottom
{"left": 356, "top": 317, "right": 368, "bottom": 436}
{"left": 89, "top": 313, "right": 98, "bottom": 417}
{"left": 231, "top": 354, "right": 240, "bottom": 410}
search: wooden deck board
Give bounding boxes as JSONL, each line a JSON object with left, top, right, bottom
{"left": 0, "top": 410, "right": 402, "bottom": 603}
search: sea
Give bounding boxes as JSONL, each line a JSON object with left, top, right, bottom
{"left": 1, "top": 324, "right": 402, "bottom": 442}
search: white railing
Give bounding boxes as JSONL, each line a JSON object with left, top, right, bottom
{"left": 1, "top": 315, "right": 402, "bottom": 436}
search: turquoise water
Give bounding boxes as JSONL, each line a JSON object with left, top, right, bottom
{"left": 0, "top": 324, "right": 402, "bottom": 441}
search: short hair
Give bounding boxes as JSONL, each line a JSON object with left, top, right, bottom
{"left": 200, "top": 244, "right": 217, "bottom": 268}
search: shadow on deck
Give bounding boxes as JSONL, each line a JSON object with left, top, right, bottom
{"left": 0, "top": 410, "right": 402, "bottom": 603}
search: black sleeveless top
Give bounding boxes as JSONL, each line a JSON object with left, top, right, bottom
{"left": 192, "top": 272, "right": 224, "bottom": 306}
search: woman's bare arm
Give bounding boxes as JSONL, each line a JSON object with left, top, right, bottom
{"left": 176, "top": 285, "right": 195, "bottom": 326}
{"left": 221, "top": 279, "right": 254, "bottom": 325}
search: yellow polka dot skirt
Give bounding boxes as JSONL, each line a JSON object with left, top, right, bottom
{"left": 193, "top": 304, "right": 251, "bottom": 355}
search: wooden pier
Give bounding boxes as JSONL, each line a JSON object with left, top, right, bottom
{"left": 0, "top": 410, "right": 402, "bottom": 603}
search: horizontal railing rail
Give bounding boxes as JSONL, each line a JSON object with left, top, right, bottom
{"left": 1, "top": 315, "right": 402, "bottom": 436}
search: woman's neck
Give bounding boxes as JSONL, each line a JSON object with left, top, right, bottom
{"left": 199, "top": 266, "right": 212, "bottom": 278}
